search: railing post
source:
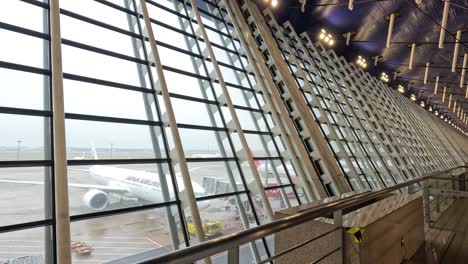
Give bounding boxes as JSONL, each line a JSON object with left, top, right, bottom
{"left": 227, "top": 246, "right": 240, "bottom": 264}
{"left": 334, "top": 209, "right": 345, "bottom": 264}
{"left": 423, "top": 179, "right": 431, "bottom": 225}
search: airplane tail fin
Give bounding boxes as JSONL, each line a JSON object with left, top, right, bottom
{"left": 91, "top": 142, "right": 98, "bottom": 160}
{"left": 248, "top": 148, "right": 263, "bottom": 168}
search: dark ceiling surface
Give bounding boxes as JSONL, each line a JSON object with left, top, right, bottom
{"left": 255, "top": 0, "right": 468, "bottom": 127}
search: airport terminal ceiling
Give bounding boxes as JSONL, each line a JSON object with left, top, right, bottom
{"left": 255, "top": 0, "right": 468, "bottom": 130}
{"left": 0, "top": 0, "right": 466, "bottom": 263}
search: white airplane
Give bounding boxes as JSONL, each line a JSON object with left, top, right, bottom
{"left": 0, "top": 146, "right": 210, "bottom": 211}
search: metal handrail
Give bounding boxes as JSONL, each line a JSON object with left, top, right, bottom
{"left": 136, "top": 166, "right": 467, "bottom": 264}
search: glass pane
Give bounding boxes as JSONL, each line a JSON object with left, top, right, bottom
{"left": 0, "top": 0, "right": 47, "bottom": 32}
{"left": 0, "top": 167, "right": 51, "bottom": 226}
{"left": 186, "top": 161, "right": 245, "bottom": 198}
{"left": 0, "top": 114, "right": 47, "bottom": 161}
{"left": 0, "top": 30, "right": 48, "bottom": 68}
{"left": 64, "top": 79, "right": 158, "bottom": 120}
{"left": 65, "top": 119, "right": 166, "bottom": 159}
{"left": 188, "top": 194, "right": 258, "bottom": 242}
{"left": 68, "top": 163, "right": 175, "bottom": 215}
{"left": 70, "top": 206, "right": 183, "bottom": 263}
{"left": 173, "top": 128, "right": 234, "bottom": 158}
{"left": 0, "top": 227, "right": 50, "bottom": 262}
{"left": 60, "top": 0, "right": 134, "bottom": 31}
{"left": 0, "top": 68, "right": 48, "bottom": 110}
{"left": 60, "top": 14, "right": 144, "bottom": 58}
{"left": 62, "top": 45, "right": 149, "bottom": 87}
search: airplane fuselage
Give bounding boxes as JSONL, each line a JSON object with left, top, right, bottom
{"left": 88, "top": 165, "right": 209, "bottom": 209}
{"left": 89, "top": 165, "right": 169, "bottom": 204}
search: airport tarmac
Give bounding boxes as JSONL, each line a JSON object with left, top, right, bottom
{"left": 0, "top": 160, "right": 292, "bottom": 263}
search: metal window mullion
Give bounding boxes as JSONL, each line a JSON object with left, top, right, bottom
{"left": 364, "top": 75, "right": 427, "bottom": 172}
{"left": 137, "top": 0, "right": 207, "bottom": 250}
{"left": 374, "top": 80, "right": 434, "bottom": 171}
{"left": 424, "top": 106, "right": 467, "bottom": 164}
{"left": 224, "top": 0, "right": 324, "bottom": 199}
{"left": 293, "top": 34, "right": 393, "bottom": 186}
{"left": 273, "top": 23, "right": 367, "bottom": 190}
{"left": 441, "top": 117, "right": 468, "bottom": 158}
{"left": 330, "top": 55, "right": 412, "bottom": 182}
{"left": 217, "top": 0, "right": 313, "bottom": 202}
{"left": 385, "top": 85, "right": 437, "bottom": 171}
{"left": 247, "top": 3, "right": 350, "bottom": 194}
{"left": 49, "top": 0, "right": 71, "bottom": 263}
{"left": 381, "top": 81, "right": 443, "bottom": 171}
{"left": 420, "top": 109, "right": 456, "bottom": 168}
{"left": 43, "top": 4, "right": 55, "bottom": 263}
{"left": 258, "top": 7, "right": 351, "bottom": 192}
{"left": 209, "top": 3, "right": 296, "bottom": 206}
{"left": 171, "top": 4, "right": 273, "bottom": 260}
{"left": 271, "top": 22, "right": 364, "bottom": 190}
{"left": 301, "top": 36, "right": 402, "bottom": 186}
{"left": 188, "top": 0, "right": 275, "bottom": 220}
{"left": 295, "top": 63, "right": 366, "bottom": 189}
{"left": 172, "top": 3, "right": 265, "bottom": 258}
{"left": 396, "top": 96, "right": 447, "bottom": 170}
{"left": 362, "top": 73, "right": 425, "bottom": 176}
{"left": 126, "top": 0, "right": 185, "bottom": 249}
{"left": 408, "top": 98, "right": 462, "bottom": 167}
{"left": 301, "top": 67, "right": 378, "bottom": 186}
{"left": 409, "top": 103, "right": 451, "bottom": 169}
{"left": 344, "top": 64, "right": 425, "bottom": 177}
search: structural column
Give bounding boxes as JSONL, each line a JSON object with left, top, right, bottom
{"left": 50, "top": 0, "right": 72, "bottom": 262}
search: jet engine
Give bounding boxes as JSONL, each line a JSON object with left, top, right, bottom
{"left": 83, "top": 189, "right": 109, "bottom": 210}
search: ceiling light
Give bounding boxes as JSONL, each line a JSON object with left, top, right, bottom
{"left": 410, "top": 94, "right": 417, "bottom": 101}
{"left": 435, "top": 110, "right": 439, "bottom": 116}
{"left": 397, "top": 85, "right": 405, "bottom": 93}
{"left": 271, "top": 0, "right": 278, "bottom": 7}
{"left": 380, "top": 72, "right": 389, "bottom": 83}
{"left": 318, "top": 29, "right": 335, "bottom": 47}
{"left": 420, "top": 101, "right": 425, "bottom": 107}
{"left": 356, "top": 56, "right": 367, "bottom": 68}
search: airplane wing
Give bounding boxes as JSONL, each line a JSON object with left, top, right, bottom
{"left": 0, "top": 179, "right": 128, "bottom": 193}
